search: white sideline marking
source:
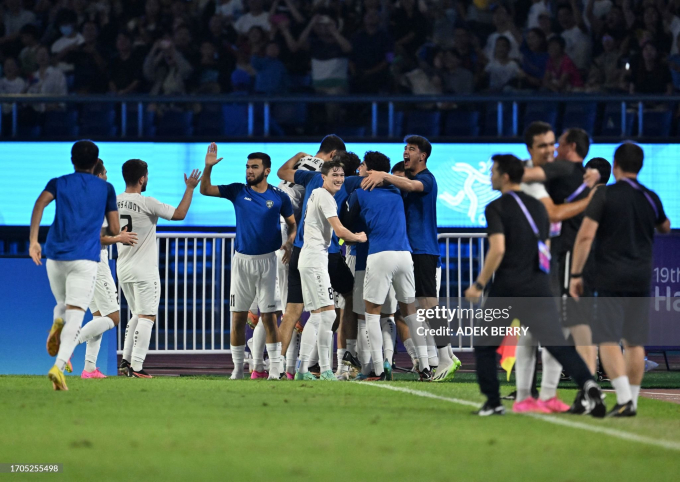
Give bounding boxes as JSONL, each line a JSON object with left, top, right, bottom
{"left": 365, "top": 383, "right": 680, "bottom": 452}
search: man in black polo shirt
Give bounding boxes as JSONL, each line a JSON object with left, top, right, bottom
{"left": 570, "top": 143, "right": 670, "bottom": 417}
{"left": 465, "top": 154, "right": 605, "bottom": 417}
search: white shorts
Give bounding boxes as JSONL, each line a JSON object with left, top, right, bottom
{"left": 334, "top": 252, "right": 356, "bottom": 310}
{"left": 300, "top": 266, "right": 334, "bottom": 312}
{"left": 346, "top": 253, "right": 356, "bottom": 275}
{"left": 231, "top": 252, "right": 277, "bottom": 313}
{"left": 353, "top": 270, "right": 397, "bottom": 315}
{"left": 248, "top": 249, "right": 287, "bottom": 314}
{"left": 89, "top": 250, "right": 119, "bottom": 316}
{"left": 121, "top": 278, "right": 161, "bottom": 316}
{"left": 46, "top": 259, "right": 98, "bottom": 311}
{"left": 364, "top": 251, "right": 415, "bottom": 305}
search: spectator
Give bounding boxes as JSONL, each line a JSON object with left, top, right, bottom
{"left": 349, "top": 9, "right": 393, "bottom": 94}
{"left": 27, "top": 45, "right": 68, "bottom": 111}
{"left": 520, "top": 27, "right": 549, "bottom": 89}
{"left": 143, "top": 38, "right": 194, "bottom": 95}
{"left": 72, "top": 22, "right": 108, "bottom": 93}
{"left": 108, "top": 31, "right": 145, "bottom": 95}
{"left": 588, "top": 4, "right": 630, "bottom": 55}
{"left": 543, "top": 35, "right": 583, "bottom": 92}
{"left": 252, "top": 41, "right": 288, "bottom": 94}
{"left": 556, "top": 2, "right": 591, "bottom": 71}
{"left": 586, "top": 34, "right": 625, "bottom": 92}
{"left": 216, "top": 0, "right": 244, "bottom": 19}
{"left": 483, "top": 35, "right": 521, "bottom": 92}
{"left": 390, "top": 0, "right": 429, "bottom": 58}
{"left": 436, "top": 49, "right": 474, "bottom": 94}
{"left": 206, "top": 14, "right": 238, "bottom": 55}
{"left": 269, "top": 15, "right": 309, "bottom": 81}
{"left": 1, "top": 0, "right": 36, "bottom": 56}
{"left": 51, "top": 9, "right": 84, "bottom": 73}
{"left": 173, "top": 25, "right": 199, "bottom": 68}
{"left": 527, "top": 0, "right": 550, "bottom": 29}
{"left": 0, "top": 57, "right": 26, "bottom": 116}
{"left": 669, "top": 35, "right": 680, "bottom": 92}
{"left": 191, "top": 41, "right": 232, "bottom": 93}
{"left": 483, "top": 4, "right": 522, "bottom": 61}
{"left": 629, "top": 41, "right": 672, "bottom": 95}
{"left": 430, "top": 0, "right": 459, "bottom": 49}
{"left": 629, "top": 5, "right": 671, "bottom": 54}
{"left": 18, "top": 24, "right": 40, "bottom": 76}
{"left": 538, "top": 11, "right": 556, "bottom": 40}
{"left": 234, "top": 0, "right": 271, "bottom": 36}
{"left": 132, "top": 0, "right": 172, "bottom": 46}
{"left": 452, "top": 26, "right": 481, "bottom": 73}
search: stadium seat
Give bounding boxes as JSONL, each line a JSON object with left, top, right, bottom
{"left": 600, "top": 102, "right": 634, "bottom": 137}
{"left": 523, "top": 102, "right": 558, "bottom": 133}
{"left": 642, "top": 110, "right": 672, "bottom": 137}
{"left": 43, "top": 110, "right": 79, "bottom": 136}
{"left": 125, "top": 108, "right": 156, "bottom": 137}
{"left": 483, "top": 102, "right": 514, "bottom": 137}
{"left": 79, "top": 103, "right": 117, "bottom": 137}
{"left": 157, "top": 110, "right": 194, "bottom": 137}
{"left": 406, "top": 110, "right": 441, "bottom": 137}
{"left": 561, "top": 102, "right": 597, "bottom": 133}
{"left": 223, "top": 103, "right": 249, "bottom": 136}
{"left": 194, "top": 105, "right": 225, "bottom": 137}
{"left": 334, "top": 126, "right": 366, "bottom": 138}
{"left": 444, "top": 111, "right": 480, "bottom": 136}
{"left": 271, "top": 102, "right": 307, "bottom": 130}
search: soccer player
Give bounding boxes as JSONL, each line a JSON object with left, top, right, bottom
{"left": 465, "top": 154, "right": 605, "bottom": 417}
{"left": 296, "top": 159, "right": 366, "bottom": 381}
{"left": 29, "top": 140, "right": 119, "bottom": 390}
{"left": 570, "top": 143, "right": 670, "bottom": 416}
{"left": 344, "top": 153, "right": 426, "bottom": 381}
{"left": 362, "top": 135, "right": 460, "bottom": 381}
{"left": 76, "top": 159, "right": 138, "bottom": 379}
{"left": 201, "top": 143, "right": 296, "bottom": 380}
{"left": 117, "top": 160, "right": 202, "bottom": 378}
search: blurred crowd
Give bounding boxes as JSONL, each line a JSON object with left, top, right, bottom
{"left": 0, "top": 0, "right": 679, "bottom": 102}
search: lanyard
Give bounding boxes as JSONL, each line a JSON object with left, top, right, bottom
{"left": 565, "top": 182, "right": 588, "bottom": 203}
{"left": 508, "top": 191, "right": 539, "bottom": 237}
{"left": 620, "top": 178, "right": 659, "bottom": 219}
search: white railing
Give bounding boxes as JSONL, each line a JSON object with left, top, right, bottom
{"left": 113, "top": 232, "right": 487, "bottom": 354}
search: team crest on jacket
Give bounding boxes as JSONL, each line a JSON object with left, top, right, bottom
{"left": 266, "top": 200, "right": 274, "bottom": 208}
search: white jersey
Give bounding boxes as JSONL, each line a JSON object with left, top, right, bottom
{"left": 298, "top": 187, "right": 337, "bottom": 269}
{"left": 277, "top": 156, "right": 324, "bottom": 244}
{"left": 520, "top": 159, "right": 549, "bottom": 200}
{"left": 116, "top": 192, "right": 175, "bottom": 283}
{"left": 100, "top": 219, "right": 108, "bottom": 254}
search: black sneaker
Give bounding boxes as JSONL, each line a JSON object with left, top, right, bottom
{"left": 418, "top": 367, "right": 433, "bottom": 382}
{"left": 342, "top": 351, "right": 362, "bottom": 371}
{"left": 560, "top": 371, "right": 572, "bottom": 382}
{"left": 367, "top": 372, "right": 386, "bottom": 381}
{"left": 583, "top": 381, "right": 606, "bottom": 418}
{"left": 501, "top": 390, "right": 517, "bottom": 401}
{"left": 596, "top": 371, "right": 610, "bottom": 383}
{"left": 567, "top": 390, "right": 586, "bottom": 414}
{"left": 475, "top": 401, "right": 505, "bottom": 416}
{"left": 127, "top": 367, "right": 153, "bottom": 378}
{"left": 119, "top": 359, "right": 130, "bottom": 375}
{"left": 308, "top": 363, "right": 321, "bottom": 377}
{"left": 606, "top": 401, "right": 636, "bottom": 418}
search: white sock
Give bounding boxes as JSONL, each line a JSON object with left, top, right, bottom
{"left": 286, "top": 332, "right": 300, "bottom": 374}
{"left": 404, "top": 313, "right": 429, "bottom": 370}
{"left": 309, "top": 343, "right": 319, "bottom": 367}
{"left": 336, "top": 348, "right": 347, "bottom": 373}
{"left": 438, "top": 346, "right": 452, "bottom": 364}
{"left": 403, "top": 338, "right": 417, "bottom": 360}
{"left": 122, "top": 315, "right": 139, "bottom": 362}
{"left": 346, "top": 339, "right": 357, "bottom": 357}
{"left": 231, "top": 345, "right": 245, "bottom": 377}
{"left": 266, "top": 342, "right": 282, "bottom": 378}
{"left": 515, "top": 336, "right": 536, "bottom": 402}
{"left": 252, "top": 321, "right": 266, "bottom": 372}
{"left": 448, "top": 344, "right": 454, "bottom": 358}
{"left": 55, "top": 310, "right": 84, "bottom": 372}
{"left": 299, "top": 313, "right": 320, "bottom": 373}
{"left": 539, "top": 348, "right": 563, "bottom": 401}
{"left": 357, "top": 318, "right": 372, "bottom": 375}
{"left": 365, "top": 313, "right": 384, "bottom": 375}
{"left": 423, "top": 320, "right": 439, "bottom": 366}
{"left": 611, "top": 375, "right": 633, "bottom": 405}
{"left": 131, "top": 318, "right": 154, "bottom": 372}
{"left": 84, "top": 335, "right": 102, "bottom": 372}
{"left": 79, "top": 316, "right": 115, "bottom": 344}
{"left": 380, "top": 316, "right": 396, "bottom": 365}
{"left": 317, "top": 311, "right": 335, "bottom": 373}
{"left": 53, "top": 302, "right": 66, "bottom": 322}
{"left": 630, "top": 385, "right": 641, "bottom": 410}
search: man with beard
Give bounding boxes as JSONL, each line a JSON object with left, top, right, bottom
{"left": 201, "top": 144, "right": 296, "bottom": 380}
{"left": 117, "top": 159, "right": 202, "bottom": 378}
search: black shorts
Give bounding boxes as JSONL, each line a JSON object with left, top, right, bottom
{"left": 287, "top": 246, "right": 303, "bottom": 304}
{"left": 592, "top": 290, "right": 650, "bottom": 346}
{"left": 328, "top": 252, "right": 354, "bottom": 296}
{"left": 412, "top": 254, "right": 439, "bottom": 298}
{"left": 551, "top": 251, "right": 592, "bottom": 328}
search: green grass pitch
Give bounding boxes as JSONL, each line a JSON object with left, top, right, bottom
{"left": 2, "top": 373, "right": 679, "bottom": 481}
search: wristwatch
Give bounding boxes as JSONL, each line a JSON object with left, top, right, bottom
{"left": 474, "top": 281, "right": 485, "bottom": 291}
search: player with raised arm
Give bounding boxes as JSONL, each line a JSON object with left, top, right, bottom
{"left": 201, "top": 143, "right": 296, "bottom": 380}
{"left": 117, "top": 160, "right": 202, "bottom": 378}
{"left": 296, "top": 159, "right": 366, "bottom": 381}
{"left": 29, "top": 140, "right": 119, "bottom": 390}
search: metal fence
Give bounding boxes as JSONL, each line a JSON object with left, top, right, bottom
{"left": 112, "top": 232, "right": 487, "bottom": 354}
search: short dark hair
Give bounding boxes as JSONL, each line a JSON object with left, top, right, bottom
{"left": 363, "top": 151, "right": 391, "bottom": 173}
{"left": 321, "top": 159, "right": 345, "bottom": 176}
{"left": 404, "top": 135, "right": 432, "bottom": 160}
{"left": 71, "top": 140, "right": 99, "bottom": 170}
{"left": 56, "top": 8, "right": 78, "bottom": 26}
{"left": 563, "top": 128, "right": 590, "bottom": 159}
{"left": 495, "top": 35, "right": 511, "bottom": 47}
{"left": 318, "top": 134, "right": 346, "bottom": 154}
{"left": 247, "top": 152, "right": 271, "bottom": 169}
{"left": 548, "top": 36, "right": 566, "bottom": 51}
{"left": 557, "top": 3, "right": 573, "bottom": 14}
{"left": 585, "top": 157, "right": 611, "bottom": 185}
{"left": 614, "top": 142, "right": 644, "bottom": 174}
{"left": 20, "top": 24, "right": 39, "bottom": 39}
{"left": 333, "top": 151, "right": 361, "bottom": 176}
{"left": 524, "top": 121, "right": 553, "bottom": 148}
{"left": 492, "top": 154, "right": 524, "bottom": 184}
{"left": 122, "top": 159, "right": 148, "bottom": 186}
{"left": 93, "top": 159, "right": 105, "bottom": 176}
{"left": 391, "top": 161, "right": 405, "bottom": 174}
